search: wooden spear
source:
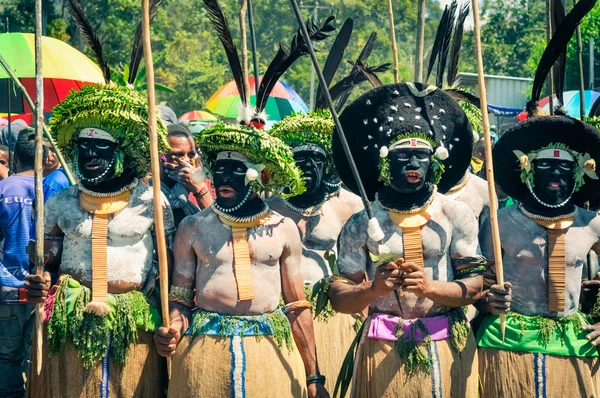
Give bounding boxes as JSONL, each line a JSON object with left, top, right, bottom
{"left": 387, "top": 0, "right": 400, "bottom": 84}
{"left": 414, "top": 0, "right": 426, "bottom": 83}
{"left": 239, "top": 0, "right": 251, "bottom": 105}
{"left": 0, "top": 54, "right": 76, "bottom": 185}
{"left": 141, "top": 0, "right": 171, "bottom": 377}
{"left": 34, "top": 0, "right": 45, "bottom": 375}
{"left": 574, "top": 0, "right": 586, "bottom": 120}
{"left": 470, "top": 0, "right": 506, "bottom": 340}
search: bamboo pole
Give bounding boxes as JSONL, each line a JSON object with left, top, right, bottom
{"left": 546, "top": 0, "right": 555, "bottom": 115}
{"left": 414, "top": 0, "right": 425, "bottom": 82}
{"left": 239, "top": 0, "right": 250, "bottom": 105}
{"left": 574, "top": 0, "right": 586, "bottom": 120}
{"left": 141, "top": 0, "right": 171, "bottom": 378}
{"left": 34, "top": 0, "right": 45, "bottom": 376}
{"left": 0, "top": 53, "right": 76, "bottom": 185}
{"left": 247, "top": 0, "right": 260, "bottom": 96}
{"left": 470, "top": 0, "right": 506, "bottom": 340}
{"left": 387, "top": 0, "right": 400, "bottom": 84}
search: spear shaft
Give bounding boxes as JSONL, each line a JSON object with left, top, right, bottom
{"left": 471, "top": 0, "right": 506, "bottom": 340}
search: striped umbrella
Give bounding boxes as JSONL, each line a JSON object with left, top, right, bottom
{"left": 179, "top": 110, "right": 217, "bottom": 122}
{"left": 206, "top": 76, "right": 308, "bottom": 121}
{"left": 0, "top": 33, "right": 105, "bottom": 114}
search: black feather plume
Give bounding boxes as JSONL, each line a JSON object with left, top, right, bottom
{"left": 531, "top": 0, "right": 597, "bottom": 104}
{"left": 67, "top": 0, "right": 111, "bottom": 83}
{"left": 315, "top": 18, "right": 354, "bottom": 110}
{"left": 254, "top": 16, "right": 335, "bottom": 117}
{"left": 335, "top": 31, "right": 378, "bottom": 111}
{"left": 436, "top": 0, "right": 458, "bottom": 88}
{"left": 444, "top": 88, "right": 482, "bottom": 108}
{"left": 202, "top": 0, "right": 248, "bottom": 109}
{"left": 353, "top": 60, "right": 389, "bottom": 88}
{"left": 128, "top": 0, "right": 164, "bottom": 85}
{"left": 447, "top": 2, "right": 469, "bottom": 87}
{"left": 426, "top": 4, "right": 450, "bottom": 84}
{"left": 552, "top": 0, "right": 566, "bottom": 104}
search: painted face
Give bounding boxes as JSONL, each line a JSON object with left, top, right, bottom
{"left": 213, "top": 158, "right": 249, "bottom": 209}
{"left": 294, "top": 150, "right": 326, "bottom": 194}
{"left": 388, "top": 148, "right": 432, "bottom": 194}
{"left": 532, "top": 158, "right": 575, "bottom": 206}
{"left": 77, "top": 138, "right": 118, "bottom": 183}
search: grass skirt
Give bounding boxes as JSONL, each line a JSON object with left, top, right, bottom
{"left": 350, "top": 316, "right": 478, "bottom": 398}
{"left": 28, "top": 327, "right": 165, "bottom": 398}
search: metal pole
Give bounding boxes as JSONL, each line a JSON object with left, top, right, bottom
{"left": 414, "top": 0, "right": 425, "bottom": 82}
{"left": 247, "top": 0, "right": 260, "bottom": 96}
{"left": 34, "top": 0, "right": 45, "bottom": 376}
{"left": 308, "top": 2, "right": 318, "bottom": 110}
{"left": 574, "top": 0, "right": 586, "bottom": 120}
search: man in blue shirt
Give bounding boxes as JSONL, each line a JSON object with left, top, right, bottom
{"left": 0, "top": 128, "right": 40, "bottom": 397}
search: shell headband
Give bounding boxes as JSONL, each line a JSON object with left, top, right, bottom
{"left": 216, "top": 150, "right": 266, "bottom": 186}
{"left": 514, "top": 143, "right": 598, "bottom": 193}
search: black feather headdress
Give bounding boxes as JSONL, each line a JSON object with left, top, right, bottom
{"left": 447, "top": 2, "right": 469, "bottom": 87}
{"left": 251, "top": 16, "right": 336, "bottom": 125}
{"left": 203, "top": 0, "right": 250, "bottom": 123}
{"left": 128, "top": 0, "right": 164, "bottom": 85}
{"left": 528, "top": 0, "right": 597, "bottom": 117}
{"left": 315, "top": 18, "right": 354, "bottom": 108}
{"left": 67, "top": 0, "right": 111, "bottom": 83}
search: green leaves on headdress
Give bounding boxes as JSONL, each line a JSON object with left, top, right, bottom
{"left": 270, "top": 110, "right": 335, "bottom": 154}
{"left": 197, "top": 123, "right": 305, "bottom": 197}
{"left": 49, "top": 84, "right": 169, "bottom": 178}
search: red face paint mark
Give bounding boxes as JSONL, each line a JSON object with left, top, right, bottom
{"left": 410, "top": 139, "right": 417, "bottom": 147}
{"left": 554, "top": 150, "right": 560, "bottom": 158}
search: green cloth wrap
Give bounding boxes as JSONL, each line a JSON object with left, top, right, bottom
{"left": 476, "top": 312, "right": 598, "bottom": 358}
{"left": 47, "top": 275, "right": 162, "bottom": 368}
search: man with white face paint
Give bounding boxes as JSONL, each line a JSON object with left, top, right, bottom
{"left": 329, "top": 83, "right": 484, "bottom": 397}
{"left": 23, "top": 85, "right": 174, "bottom": 397}
{"left": 157, "top": 123, "right": 329, "bottom": 398}
{"left": 477, "top": 116, "right": 600, "bottom": 397}
{"left": 267, "top": 111, "right": 363, "bottom": 395}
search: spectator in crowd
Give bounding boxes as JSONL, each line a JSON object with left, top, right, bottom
{"left": 0, "top": 145, "right": 9, "bottom": 180}
{"left": 0, "top": 128, "right": 43, "bottom": 397}
{"left": 155, "top": 124, "right": 213, "bottom": 227}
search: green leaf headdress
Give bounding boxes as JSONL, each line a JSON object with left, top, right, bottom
{"left": 197, "top": 123, "right": 305, "bottom": 197}
{"left": 49, "top": 84, "right": 169, "bottom": 179}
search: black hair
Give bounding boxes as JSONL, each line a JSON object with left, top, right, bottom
{"left": 167, "top": 124, "right": 192, "bottom": 139}
{"left": 14, "top": 127, "right": 47, "bottom": 168}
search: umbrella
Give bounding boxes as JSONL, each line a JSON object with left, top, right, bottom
{"left": 179, "top": 110, "right": 217, "bottom": 122}
{"left": 0, "top": 33, "right": 105, "bottom": 114}
{"left": 206, "top": 76, "right": 308, "bottom": 121}
{"left": 516, "top": 90, "right": 600, "bottom": 121}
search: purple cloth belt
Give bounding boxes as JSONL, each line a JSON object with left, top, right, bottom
{"left": 367, "top": 312, "right": 469, "bottom": 342}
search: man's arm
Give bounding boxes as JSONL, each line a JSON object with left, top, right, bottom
{"left": 25, "top": 195, "right": 64, "bottom": 302}
{"left": 279, "top": 219, "right": 327, "bottom": 398}
{"left": 329, "top": 212, "right": 402, "bottom": 314}
{"left": 154, "top": 216, "right": 197, "bottom": 358}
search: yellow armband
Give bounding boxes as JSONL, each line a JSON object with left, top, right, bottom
{"left": 168, "top": 286, "right": 195, "bottom": 308}
{"left": 282, "top": 300, "right": 311, "bottom": 314}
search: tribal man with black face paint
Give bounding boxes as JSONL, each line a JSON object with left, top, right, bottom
{"left": 23, "top": 85, "right": 175, "bottom": 397}
{"left": 267, "top": 111, "right": 363, "bottom": 394}
{"left": 328, "top": 83, "right": 484, "bottom": 397}
{"left": 476, "top": 116, "right": 600, "bottom": 397}
{"left": 155, "top": 123, "right": 329, "bottom": 398}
